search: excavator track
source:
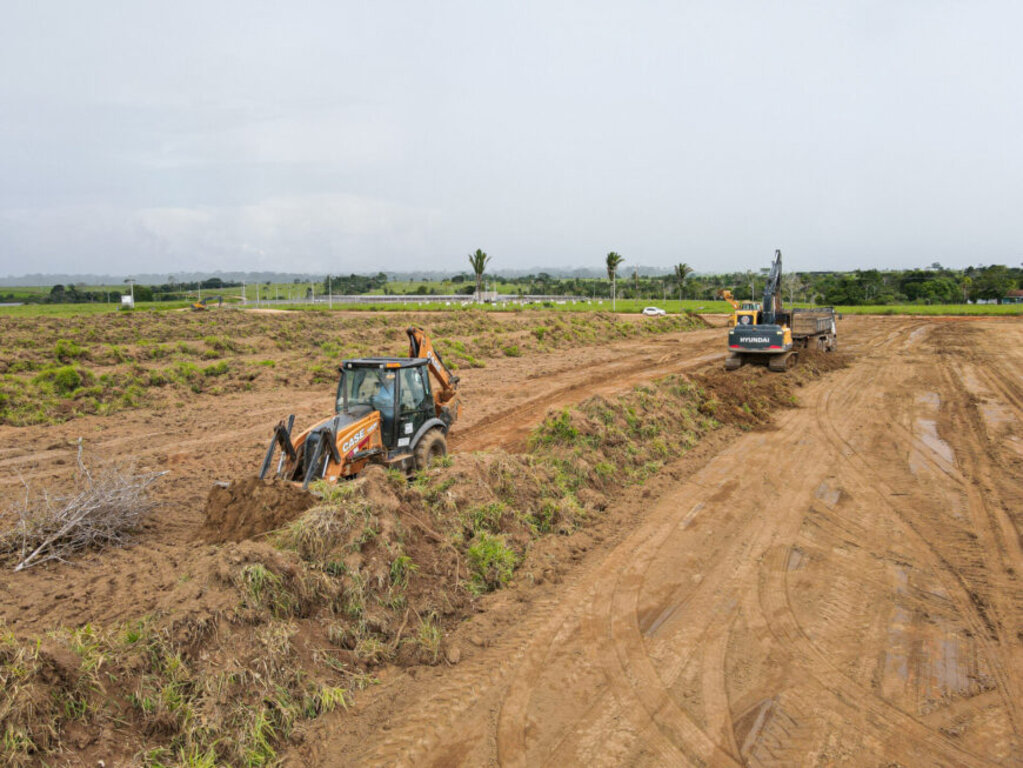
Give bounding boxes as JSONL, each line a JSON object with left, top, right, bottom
{"left": 768, "top": 351, "right": 796, "bottom": 371}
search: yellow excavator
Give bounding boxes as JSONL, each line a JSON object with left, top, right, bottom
{"left": 260, "top": 327, "right": 460, "bottom": 487}
{"left": 717, "top": 290, "right": 760, "bottom": 328}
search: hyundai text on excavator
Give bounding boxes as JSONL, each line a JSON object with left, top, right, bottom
{"left": 259, "top": 327, "right": 460, "bottom": 487}
{"left": 725, "top": 250, "right": 838, "bottom": 372}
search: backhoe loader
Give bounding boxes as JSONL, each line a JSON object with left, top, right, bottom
{"left": 259, "top": 327, "right": 460, "bottom": 487}
{"left": 191, "top": 295, "right": 223, "bottom": 311}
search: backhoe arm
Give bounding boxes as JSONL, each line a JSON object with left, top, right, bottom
{"left": 407, "top": 326, "right": 460, "bottom": 408}
{"left": 718, "top": 289, "right": 740, "bottom": 310}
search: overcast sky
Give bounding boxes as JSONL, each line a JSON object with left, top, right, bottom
{"left": 1, "top": 1, "right": 1021, "bottom": 277}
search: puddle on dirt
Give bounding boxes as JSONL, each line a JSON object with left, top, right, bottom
{"left": 786, "top": 547, "right": 807, "bottom": 571}
{"left": 814, "top": 480, "right": 842, "bottom": 509}
{"left": 981, "top": 402, "right": 1014, "bottom": 430}
{"left": 960, "top": 367, "right": 1017, "bottom": 433}
{"left": 908, "top": 326, "right": 930, "bottom": 344}
{"left": 882, "top": 564, "right": 977, "bottom": 707}
{"left": 909, "top": 392, "right": 956, "bottom": 476}
{"left": 881, "top": 566, "right": 912, "bottom": 696}
{"left": 733, "top": 698, "right": 776, "bottom": 758}
{"left": 916, "top": 419, "right": 955, "bottom": 464}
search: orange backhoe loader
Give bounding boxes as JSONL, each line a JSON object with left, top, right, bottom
{"left": 259, "top": 327, "right": 460, "bottom": 487}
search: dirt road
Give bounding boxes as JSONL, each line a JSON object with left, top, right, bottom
{"left": 299, "top": 316, "right": 1023, "bottom": 766}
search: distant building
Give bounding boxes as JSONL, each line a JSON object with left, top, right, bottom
{"left": 1006, "top": 289, "right": 1023, "bottom": 304}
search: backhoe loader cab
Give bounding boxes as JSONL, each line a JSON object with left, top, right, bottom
{"left": 260, "top": 327, "right": 460, "bottom": 487}
{"left": 336, "top": 358, "right": 451, "bottom": 455}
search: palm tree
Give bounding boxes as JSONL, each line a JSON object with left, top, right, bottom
{"left": 606, "top": 251, "right": 624, "bottom": 311}
{"left": 469, "top": 249, "right": 490, "bottom": 301}
{"left": 674, "top": 263, "right": 693, "bottom": 305}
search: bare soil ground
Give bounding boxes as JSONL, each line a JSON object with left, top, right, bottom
{"left": 292, "top": 315, "right": 1023, "bottom": 767}
{"left": 1, "top": 313, "right": 1021, "bottom": 766}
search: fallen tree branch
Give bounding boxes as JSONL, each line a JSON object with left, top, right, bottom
{"left": 0, "top": 442, "right": 166, "bottom": 571}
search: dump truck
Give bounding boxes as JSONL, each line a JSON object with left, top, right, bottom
{"left": 725, "top": 250, "right": 837, "bottom": 371}
{"left": 259, "top": 327, "right": 460, "bottom": 487}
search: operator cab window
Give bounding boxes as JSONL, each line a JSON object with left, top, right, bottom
{"left": 399, "top": 366, "right": 429, "bottom": 412}
{"left": 339, "top": 368, "right": 393, "bottom": 412}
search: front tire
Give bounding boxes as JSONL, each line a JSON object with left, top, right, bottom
{"left": 414, "top": 429, "right": 447, "bottom": 470}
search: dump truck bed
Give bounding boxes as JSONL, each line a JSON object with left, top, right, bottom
{"left": 790, "top": 308, "right": 836, "bottom": 338}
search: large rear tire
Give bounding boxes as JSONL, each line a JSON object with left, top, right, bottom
{"left": 414, "top": 429, "right": 447, "bottom": 470}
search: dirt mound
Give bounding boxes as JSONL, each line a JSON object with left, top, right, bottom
{"left": 201, "top": 477, "right": 316, "bottom": 544}
{"left": 797, "top": 348, "right": 851, "bottom": 373}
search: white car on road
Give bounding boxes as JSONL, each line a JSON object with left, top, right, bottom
{"left": 641, "top": 306, "right": 667, "bottom": 316}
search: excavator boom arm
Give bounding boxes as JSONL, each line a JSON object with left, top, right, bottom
{"left": 762, "top": 250, "right": 783, "bottom": 324}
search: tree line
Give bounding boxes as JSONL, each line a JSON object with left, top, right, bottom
{"left": 26, "top": 259, "right": 1022, "bottom": 306}
{"left": 450, "top": 254, "right": 1021, "bottom": 305}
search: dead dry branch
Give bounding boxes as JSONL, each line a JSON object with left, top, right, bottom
{"left": 0, "top": 440, "right": 165, "bottom": 571}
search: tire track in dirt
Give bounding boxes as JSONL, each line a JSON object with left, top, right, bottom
{"left": 452, "top": 334, "right": 724, "bottom": 453}
{"left": 332, "top": 317, "right": 1023, "bottom": 767}
{"left": 808, "top": 323, "right": 1023, "bottom": 748}
{"left": 496, "top": 321, "right": 931, "bottom": 765}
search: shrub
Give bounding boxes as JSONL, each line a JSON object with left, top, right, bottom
{"left": 202, "top": 361, "right": 229, "bottom": 377}
{"left": 32, "top": 365, "right": 90, "bottom": 396}
{"left": 466, "top": 533, "right": 517, "bottom": 594}
{"left": 54, "top": 339, "right": 85, "bottom": 361}
{"left": 530, "top": 409, "right": 578, "bottom": 447}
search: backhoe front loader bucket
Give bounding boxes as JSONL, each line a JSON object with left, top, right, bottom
{"left": 300, "top": 428, "right": 342, "bottom": 489}
{"left": 259, "top": 415, "right": 296, "bottom": 480}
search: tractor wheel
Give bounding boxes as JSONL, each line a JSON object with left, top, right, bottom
{"left": 414, "top": 429, "right": 447, "bottom": 470}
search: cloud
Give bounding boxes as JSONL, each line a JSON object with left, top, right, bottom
{"left": 0, "top": 194, "right": 444, "bottom": 274}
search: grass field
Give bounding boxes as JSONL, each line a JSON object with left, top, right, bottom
{"left": 831, "top": 303, "right": 1023, "bottom": 316}
{"left": 1, "top": 293, "right": 1019, "bottom": 317}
